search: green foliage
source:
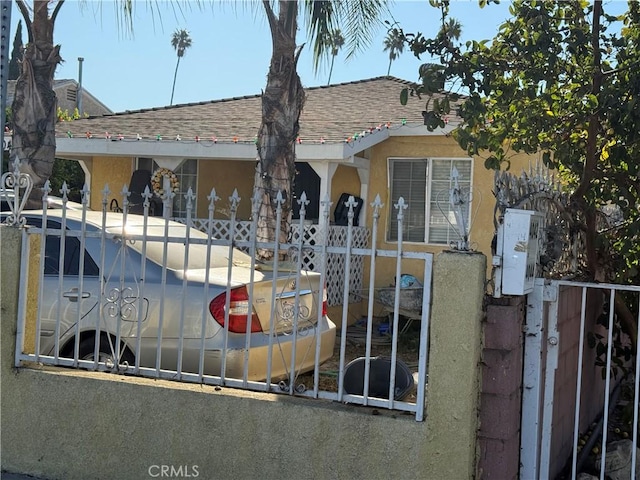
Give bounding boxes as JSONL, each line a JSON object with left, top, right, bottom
{"left": 8, "top": 20, "right": 23, "bottom": 80}
{"left": 587, "top": 298, "right": 636, "bottom": 380}
{"left": 4, "top": 106, "right": 12, "bottom": 130}
{"left": 405, "top": 0, "right": 640, "bottom": 284}
{"left": 49, "top": 158, "right": 85, "bottom": 203}
{"left": 57, "top": 107, "right": 82, "bottom": 122}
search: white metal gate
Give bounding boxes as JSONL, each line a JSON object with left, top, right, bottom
{"left": 521, "top": 279, "right": 640, "bottom": 480}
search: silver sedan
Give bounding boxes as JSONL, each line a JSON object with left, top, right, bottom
{"left": 19, "top": 209, "right": 336, "bottom": 381}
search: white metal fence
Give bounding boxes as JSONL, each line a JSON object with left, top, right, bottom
{"left": 6, "top": 173, "right": 432, "bottom": 421}
{"left": 522, "top": 279, "right": 640, "bottom": 479}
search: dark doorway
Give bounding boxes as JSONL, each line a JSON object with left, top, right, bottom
{"left": 292, "top": 162, "right": 320, "bottom": 222}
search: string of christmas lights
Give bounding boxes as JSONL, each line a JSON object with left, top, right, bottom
{"left": 51, "top": 117, "right": 452, "bottom": 146}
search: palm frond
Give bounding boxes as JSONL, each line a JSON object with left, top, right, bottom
{"left": 334, "top": 0, "right": 390, "bottom": 61}
{"left": 304, "top": 0, "right": 390, "bottom": 72}
{"left": 304, "top": 1, "right": 339, "bottom": 72}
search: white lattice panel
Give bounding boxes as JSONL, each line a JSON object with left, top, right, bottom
{"left": 177, "top": 218, "right": 370, "bottom": 307}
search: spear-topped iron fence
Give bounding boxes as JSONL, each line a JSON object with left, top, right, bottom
{"left": 3, "top": 166, "right": 433, "bottom": 420}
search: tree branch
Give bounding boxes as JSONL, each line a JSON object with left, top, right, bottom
{"left": 15, "top": 0, "right": 32, "bottom": 42}
{"left": 573, "top": 0, "right": 602, "bottom": 201}
{"left": 51, "top": 0, "right": 65, "bottom": 25}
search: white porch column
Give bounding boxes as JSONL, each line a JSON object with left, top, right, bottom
{"left": 356, "top": 164, "right": 370, "bottom": 227}
{"left": 77, "top": 159, "right": 91, "bottom": 200}
{"left": 307, "top": 162, "right": 338, "bottom": 231}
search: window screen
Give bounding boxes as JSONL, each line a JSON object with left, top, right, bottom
{"left": 388, "top": 158, "right": 472, "bottom": 245}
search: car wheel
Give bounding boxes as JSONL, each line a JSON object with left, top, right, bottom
{"left": 78, "top": 335, "right": 134, "bottom": 369}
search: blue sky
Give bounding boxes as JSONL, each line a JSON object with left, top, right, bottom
{"left": 7, "top": 0, "right": 627, "bottom": 113}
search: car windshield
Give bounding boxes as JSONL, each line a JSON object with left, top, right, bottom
{"left": 110, "top": 224, "right": 255, "bottom": 271}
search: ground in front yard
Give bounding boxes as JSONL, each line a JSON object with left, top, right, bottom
{"left": 294, "top": 315, "right": 423, "bottom": 401}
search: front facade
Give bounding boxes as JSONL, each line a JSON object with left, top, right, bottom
{"left": 52, "top": 76, "right": 531, "bottom": 305}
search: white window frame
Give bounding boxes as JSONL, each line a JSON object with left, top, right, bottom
{"left": 386, "top": 157, "right": 474, "bottom": 245}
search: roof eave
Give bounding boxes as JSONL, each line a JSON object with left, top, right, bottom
{"left": 55, "top": 135, "right": 386, "bottom": 162}
{"left": 54, "top": 123, "right": 454, "bottom": 162}
{"left": 389, "top": 123, "right": 458, "bottom": 137}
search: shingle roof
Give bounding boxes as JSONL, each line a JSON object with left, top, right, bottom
{"left": 5, "top": 79, "right": 75, "bottom": 100}
{"left": 7, "top": 79, "right": 113, "bottom": 116}
{"left": 55, "top": 76, "right": 463, "bottom": 144}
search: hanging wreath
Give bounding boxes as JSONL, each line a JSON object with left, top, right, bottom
{"left": 151, "top": 168, "right": 180, "bottom": 196}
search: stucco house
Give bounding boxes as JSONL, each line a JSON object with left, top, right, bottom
{"left": 52, "top": 76, "right": 530, "bottom": 313}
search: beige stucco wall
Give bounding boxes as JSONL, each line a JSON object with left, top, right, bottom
{"left": 1, "top": 225, "right": 486, "bottom": 480}
{"left": 197, "top": 160, "right": 256, "bottom": 219}
{"left": 370, "top": 136, "right": 466, "bottom": 244}
{"left": 89, "top": 156, "right": 134, "bottom": 211}
{"left": 362, "top": 136, "right": 531, "bottom": 288}
{"left": 331, "top": 164, "right": 361, "bottom": 205}
{"left": 85, "top": 157, "right": 257, "bottom": 219}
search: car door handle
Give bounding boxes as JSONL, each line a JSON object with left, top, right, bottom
{"left": 63, "top": 288, "right": 91, "bottom": 302}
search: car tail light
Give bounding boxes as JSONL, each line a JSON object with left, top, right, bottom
{"left": 209, "top": 287, "right": 263, "bottom": 333}
{"left": 322, "top": 286, "right": 328, "bottom": 317}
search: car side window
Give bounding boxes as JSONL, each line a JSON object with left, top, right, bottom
{"left": 27, "top": 218, "right": 100, "bottom": 276}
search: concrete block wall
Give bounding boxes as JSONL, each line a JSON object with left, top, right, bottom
{"left": 1, "top": 226, "right": 489, "bottom": 480}
{"left": 479, "top": 295, "right": 525, "bottom": 480}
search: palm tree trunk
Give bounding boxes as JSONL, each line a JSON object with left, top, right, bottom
{"left": 170, "top": 57, "right": 181, "bottom": 105}
{"left": 253, "top": 0, "right": 305, "bottom": 261}
{"left": 387, "top": 58, "right": 392, "bottom": 76}
{"left": 328, "top": 56, "right": 335, "bottom": 85}
{"left": 11, "top": 0, "right": 62, "bottom": 208}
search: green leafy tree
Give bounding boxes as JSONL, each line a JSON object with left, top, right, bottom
{"left": 327, "top": 29, "right": 344, "bottom": 85}
{"left": 405, "top": 0, "right": 640, "bottom": 338}
{"left": 169, "top": 28, "right": 192, "bottom": 106}
{"left": 49, "top": 158, "right": 85, "bottom": 202}
{"left": 8, "top": 19, "right": 24, "bottom": 80}
{"left": 57, "top": 106, "right": 82, "bottom": 122}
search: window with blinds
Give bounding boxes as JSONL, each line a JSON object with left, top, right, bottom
{"left": 387, "top": 158, "right": 472, "bottom": 245}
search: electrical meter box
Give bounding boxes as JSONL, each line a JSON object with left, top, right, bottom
{"left": 493, "top": 209, "right": 544, "bottom": 296}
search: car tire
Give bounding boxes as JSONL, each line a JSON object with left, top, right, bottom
{"left": 78, "top": 334, "right": 135, "bottom": 368}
